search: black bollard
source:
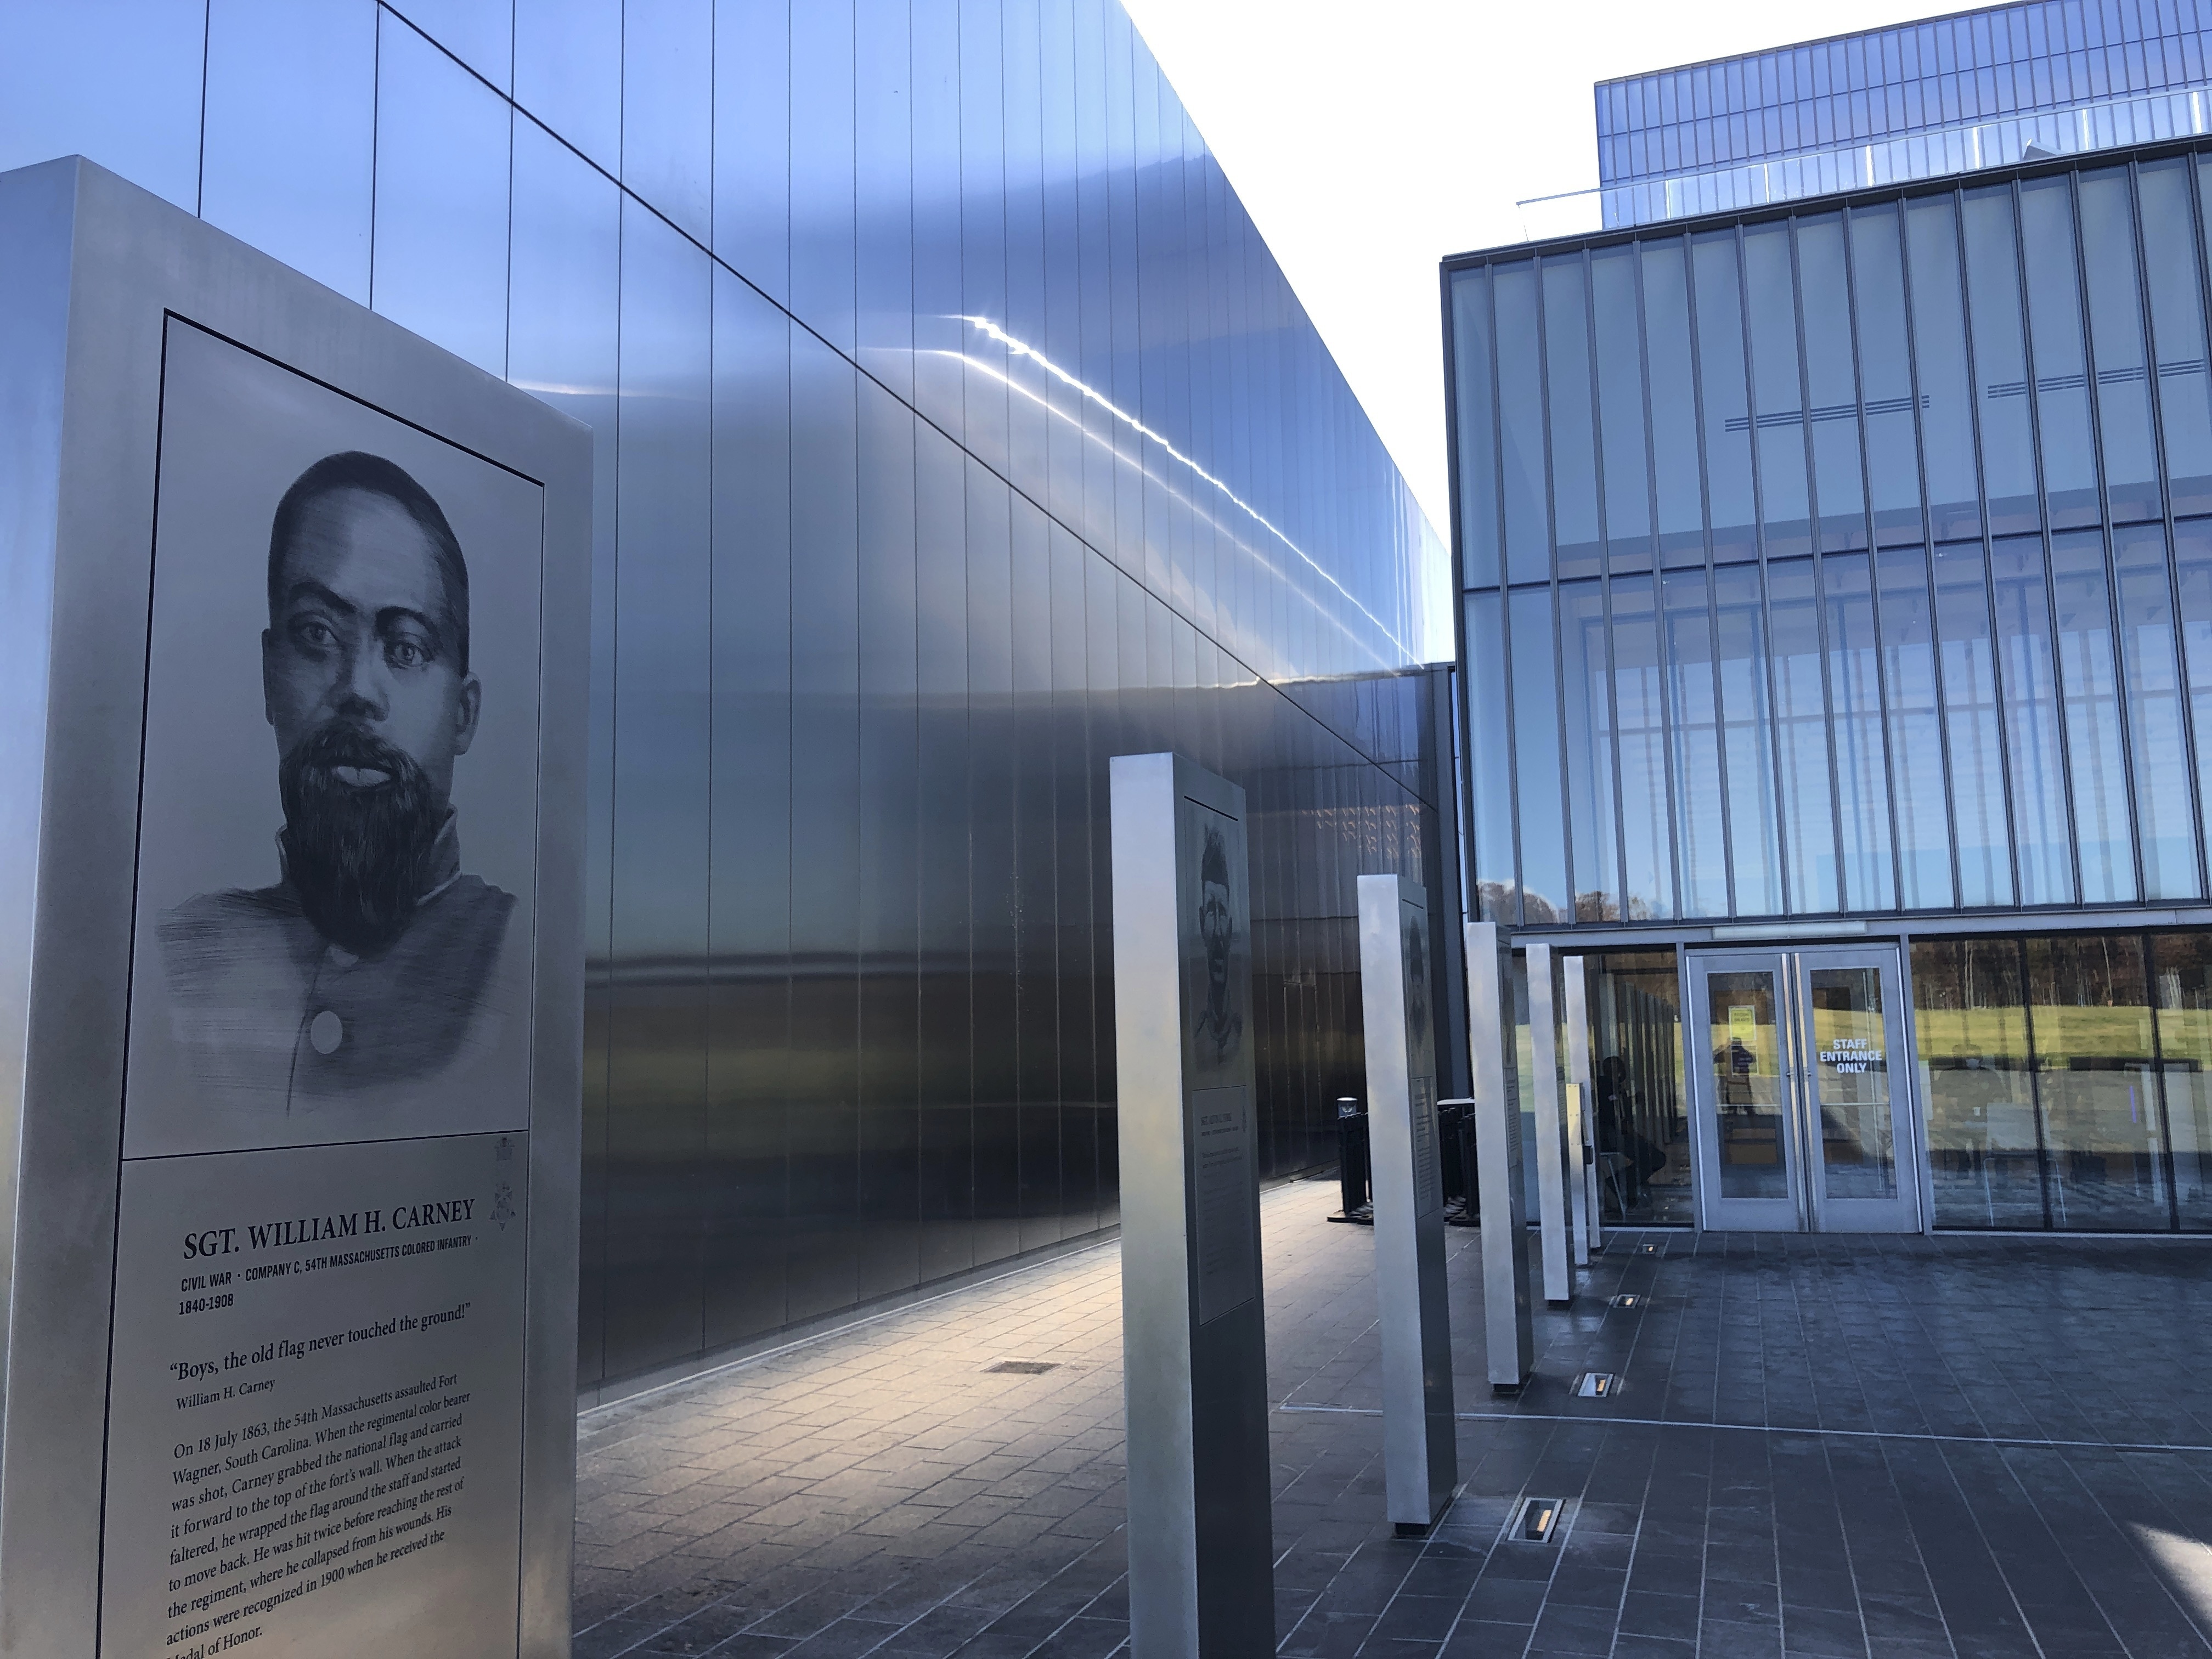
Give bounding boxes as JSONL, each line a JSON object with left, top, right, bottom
{"left": 1328, "top": 1097, "right": 1373, "bottom": 1224}
{"left": 1437, "top": 1097, "right": 1482, "bottom": 1226}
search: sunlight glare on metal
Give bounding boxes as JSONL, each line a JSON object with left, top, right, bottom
{"left": 956, "top": 315, "right": 1409, "bottom": 661}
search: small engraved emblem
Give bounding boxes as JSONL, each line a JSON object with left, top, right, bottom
{"left": 492, "top": 1178, "right": 515, "bottom": 1229}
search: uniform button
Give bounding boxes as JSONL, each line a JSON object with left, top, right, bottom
{"left": 309, "top": 1010, "right": 344, "bottom": 1056}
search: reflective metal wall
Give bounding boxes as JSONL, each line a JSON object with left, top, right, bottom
{"left": 1, "top": 0, "right": 1444, "bottom": 1393}
{"left": 1448, "top": 141, "right": 2212, "bottom": 930}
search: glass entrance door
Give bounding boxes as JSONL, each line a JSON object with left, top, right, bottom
{"left": 1688, "top": 946, "right": 1922, "bottom": 1232}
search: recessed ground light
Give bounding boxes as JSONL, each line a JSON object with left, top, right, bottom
{"left": 1575, "top": 1372, "right": 1619, "bottom": 1398}
{"left": 1637, "top": 1241, "right": 1663, "bottom": 1256}
{"left": 984, "top": 1359, "right": 1058, "bottom": 1375}
{"left": 1517, "top": 1497, "right": 1564, "bottom": 1542}
{"left": 1610, "top": 1294, "right": 1641, "bottom": 1308}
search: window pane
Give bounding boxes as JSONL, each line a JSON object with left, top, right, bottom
{"left": 1663, "top": 568, "right": 1729, "bottom": 915}
{"left": 1906, "top": 195, "right": 1982, "bottom": 539}
{"left": 1692, "top": 231, "right": 1758, "bottom": 560}
{"left": 1465, "top": 592, "right": 1517, "bottom": 921}
{"left": 2048, "top": 530, "right": 2135, "bottom": 904}
{"left": 2111, "top": 525, "right": 2198, "bottom": 900}
{"left": 1765, "top": 560, "right": 1838, "bottom": 911}
{"left": 1560, "top": 580, "right": 1618, "bottom": 919}
{"left": 1914, "top": 936, "right": 2042, "bottom": 1227}
{"left": 1745, "top": 223, "right": 1812, "bottom": 556}
{"left": 1592, "top": 247, "right": 1654, "bottom": 570}
{"left": 2150, "top": 932, "right": 2212, "bottom": 1229}
{"left": 1797, "top": 215, "right": 1868, "bottom": 551}
{"left": 1706, "top": 970, "right": 1788, "bottom": 1197}
{"left": 1823, "top": 552, "right": 1895, "bottom": 909}
{"left": 1453, "top": 270, "right": 1502, "bottom": 588}
{"left": 2150, "top": 160, "right": 2212, "bottom": 514}
{"left": 2076, "top": 168, "right": 2161, "bottom": 523}
{"left": 2017, "top": 177, "right": 2100, "bottom": 531}
{"left": 1991, "top": 534, "right": 2073, "bottom": 904}
{"left": 1849, "top": 204, "right": 1923, "bottom": 546}
{"left": 1545, "top": 257, "right": 1602, "bottom": 578}
{"left": 1496, "top": 263, "right": 1549, "bottom": 584}
{"left": 2029, "top": 934, "right": 2169, "bottom": 1230}
{"left": 1609, "top": 575, "right": 1673, "bottom": 919}
{"left": 1510, "top": 586, "right": 1570, "bottom": 922}
{"left": 1642, "top": 240, "right": 1705, "bottom": 566}
{"left": 2172, "top": 520, "right": 2212, "bottom": 883}
{"left": 1961, "top": 185, "right": 2039, "bottom": 533}
{"left": 1932, "top": 541, "right": 2015, "bottom": 905}
{"left": 1876, "top": 547, "right": 1955, "bottom": 907}
{"left": 1714, "top": 563, "right": 1782, "bottom": 913}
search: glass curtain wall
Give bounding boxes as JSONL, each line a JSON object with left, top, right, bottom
{"left": 1452, "top": 145, "right": 2212, "bottom": 927}
{"left": 2, "top": 2, "right": 1447, "bottom": 1395}
{"left": 1914, "top": 929, "right": 2212, "bottom": 1230}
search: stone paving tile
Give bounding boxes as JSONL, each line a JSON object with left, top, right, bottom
{"left": 575, "top": 1180, "right": 2212, "bottom": 1656}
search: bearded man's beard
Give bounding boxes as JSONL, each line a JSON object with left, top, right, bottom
{"left": 278, "top": 724, "right": 444, "bottom": 957}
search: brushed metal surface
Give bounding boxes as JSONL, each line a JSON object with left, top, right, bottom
{"left": 0, "top": 156, "right": 588, "bottom": 1658}
{"left": 1463, "top": 923, "right": 1533, "bottom": 1390}
{"left": 1525, "top": 944, "right": 1572, "bottom": 1306}
{"left": 1357, "top": 874, "right": 1455, "bottom": 1530}
{"left": 1562, "top": 957, "right": 1602, "bottom": 1255}
{"left": 1111, "top": 753, "right": 1272, "bottom": 1659}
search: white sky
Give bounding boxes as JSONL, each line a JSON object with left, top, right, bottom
{"left": 1119, "top": 0, "right": 1942, "bottom": 540}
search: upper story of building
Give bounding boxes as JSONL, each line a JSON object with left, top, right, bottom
{"left": 1576, "top": 0, "right": 2212, "bottom": 228}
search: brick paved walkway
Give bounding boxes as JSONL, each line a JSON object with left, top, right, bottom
{"left": 573, "top": 1181, "right": 2212, "bottom": 1658}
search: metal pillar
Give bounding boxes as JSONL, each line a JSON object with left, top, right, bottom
{"left": 1525, "top": 944, "right": 1572, "bottom": 1306}
{"left": 1462, "top": 922, "right": 1533, "bottom": 1392}
{"left": 1110, "top": 752, "right": 1273, "bottom": 1659}
{"left": 1562, "top": 956, "right": 1602, "bottom": 1255}
{"left": 1357, "top": 874, "right": 1456, "bottom": 1533}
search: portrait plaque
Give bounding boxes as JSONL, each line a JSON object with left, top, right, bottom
{"left": 0, "top": 159, "right": 587, "bottom": 1657}
{"left": 1110, "top": 753, "right": 1272, "bottom": 1659}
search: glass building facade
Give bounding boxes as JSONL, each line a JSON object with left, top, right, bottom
{"left": 1447, "top": 136, "right": 2212, "bottom": 1233}
{"left": 1590, "top": 0, "right": 2212, "bottom": 225}
{"left": 0, "top": 0, "right": 1446, "bottom": 1396}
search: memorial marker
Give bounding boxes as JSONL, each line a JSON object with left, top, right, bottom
{"left": 1357, "top": 875, "right": 1455, "bottom": 1533}
{"left": 0, "top": 158, "right": 588, "bottom": 1656}
{"left": 1110, "top": 753, "right": 1272, "bottom": 1659}
{"left": 1463, "top": 924, "right": 1533, "bottom": 1392}
{"left": 1524, "top": 944, "right": 1573, "bottom": 1306}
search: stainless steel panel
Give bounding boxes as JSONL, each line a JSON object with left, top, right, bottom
{"left": 1562, "top": 957, "right": 1601, "bottom": 1254}
{"left": 854, "top": 0, "right": 916, "bottom": 403}
{"left": 1357, "top": 875, "right": 1455, "bottom": 1532}
{"left": 704, "top": 270, "right": 794, "bottom": 1348}
{"left": 711, "top": 0, "right": 789, "bottom": 304}
{"left": 200, "top": 0, "right": 377, "bottom": 303}
{"left": 620, "top": 0, "right": 712, "bottom": 244}
{"left": 515, "top": 0, "right": 623, "bottom": 174}
{"left": 1524, "top": 943, "right": 1572, "bottom": 1305}
{"left": 1461, "top": 922, "right": 1533, "bottom": 1390}
{"left": 0, "top": 157, "right": 586, "bottom": 1657}
{"left": 373, "top": 15, "right": 512, "bottom": 376}
{"left": 1112, "top": 753, "right": 1272, "bottom": 1659}
{"left": 0, "top": 2, "right": 204, "bottom": 210}
{"left": 786, "top": 326, "right": 862, "bottom": 1321}
{"left": 789, "top": 0, "right": 857, "bottom": 354}
{"left": 604, "top": 199, "right": 712, "bottom": 1379}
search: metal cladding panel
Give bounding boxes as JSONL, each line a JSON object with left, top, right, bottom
{"left": 1358, "top": 874, "right": 1456, "bottom": 1529}
{"left": 0, "top": 157, "right": 589, "bottom": 1658}
{"left": 1112, "top": 753, "right": 1273, "bottom": 1659}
